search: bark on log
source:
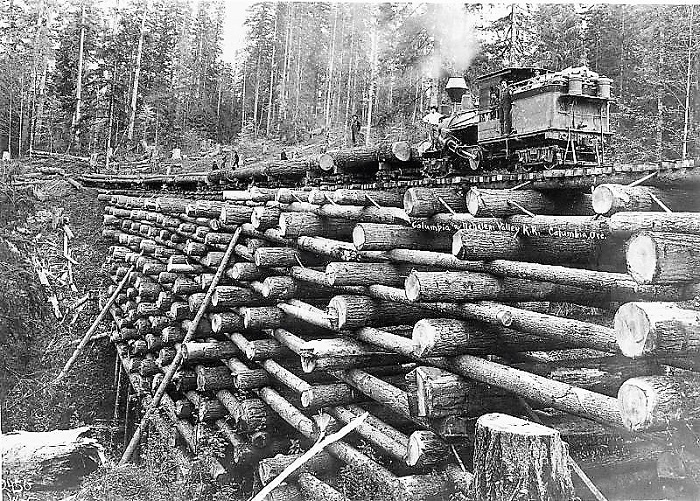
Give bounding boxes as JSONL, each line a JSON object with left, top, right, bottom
{"left": 326, "top": 262, "right": 414, "bottom": 287}
{"left": 226, "top": 262, "right": 269, "bottom": 281}
{"left": 353, "top": 223, "right": 452, "bottom": 251}
{"left": 618, "top": 375, "right": 700, "bottom": 431}
{"left": 210, "top": 312, "right": 244, "bottom": 333}
{"left": 241, "top": 306, "right": 286, "bottom": 330}
{"left": 219, "top": 205, "right": 254, "bottom": 225}
{"left": 258, "top": 452, "right": 338, "bottom": 485}
{"left": 315, "top": 204, "right": 410, "bottom": 226}
{"left": 405, "top": 430, "right": 449, "bottom": 468}
{"left": 466, "top": 187, "right": 592, "bottom": 217}
{"left": 1, "top": 427, "right": 105, "bottom": 489}
{"left": 252, "top": 206, "right": 282, "bottom": 231}
{"left": 615, "top": 302, "right": 700, "bottom": 358}
{"left": 471, "top": 413, "right": 575, "bottom": 501}
{"left": 196, "top": 365, "right": 235, "bottom": 391}
{"left": 318, "top": 142, "right": 411, "bottom": 173}
{"left": 452, "top": 228, "right": 620, "bottom": 267}
{"left": 592, "top": 184, "right": 697, "bottom": 216}
{"left": 182, "top": 341, "right": 240, "bottom": 361}
{"left": 216, "top": 390, "right": 271, "bottom": 432}
{"left": 327, "top": 295, "right": 430, "bottom": 330}
{"left": 405, "top": 270, "right": 614, "bottom": 307}
{"left": 211, "top": 285, "right": 261, "bottom": 307}
{"left": 626, "top": 231, "right": 700, "bottom": 284}
{"left": 412, "top": 366, "right": 517, "bottom": 418}
{"left": 610, "top": 212, "right": 700, "bottom": 237}
{"left": 332, "top": 189, "right": 404, "bottom": 208}
{"left": 279, "top": 212, "right": 354, "bottom": 239}
{"left": 513, "top": 355, "right": 661, "bottom": 397}
{"left": 297, "top": 472, "right": 348, "bottom": 501}
{"left": 412, "top": 318, "right": 569, "bottom": 357}
{"left": 404, "top": 187, "right": 466, "bottom": 217}
{"left": 328, "top": 405, "right": 409, "bottom": 463}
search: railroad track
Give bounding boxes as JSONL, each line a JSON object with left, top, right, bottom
{"left": 77, "top": 157, "right": 700, "bottom": 192}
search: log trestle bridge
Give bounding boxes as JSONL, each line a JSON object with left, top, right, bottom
{"left": 84, "top": 144, "right": 700, "bottom": 500}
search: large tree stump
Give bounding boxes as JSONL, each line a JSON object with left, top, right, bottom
{"left": 471, "top": 413, "right": 575, "bottom": 501}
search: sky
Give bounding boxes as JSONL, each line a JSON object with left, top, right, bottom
{"left": 221, "top": 0, "right": 255, "bottom": 65}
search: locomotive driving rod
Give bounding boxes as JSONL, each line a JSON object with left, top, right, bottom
{"left": 119, "top": 226, "right": 243, "bottom": 465}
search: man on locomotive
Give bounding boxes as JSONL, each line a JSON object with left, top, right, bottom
{"left": 499, "top": 79, "right": 512, "bottom": 135}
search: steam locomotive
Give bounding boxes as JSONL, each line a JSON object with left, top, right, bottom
{"left": 422, "top": 66, "right": 613, "bottom": 177}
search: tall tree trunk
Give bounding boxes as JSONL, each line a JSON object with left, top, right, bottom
{"left": 31, "top": 0, "right": 51, "bottom": 154}
{"left": 656, "top": 14, "right": 664, "bottom": 161}
{"left": 18, "top": 74, "right": 24, "bottom": 156}
{"left": 682, "top": 5, "right": 694, "bottom": 160}
{"left": 334, "top": 9, "right": 345, "bottom": 126}
{"left": 279, "top": 2, "right": 293, "bottom": 125}
{"left": 324, "top": 4, "right": 338, "bottom": 129}
{"left": 344, "top": 31, "right": 354, "bottom": 128}
{"left": 127, "top": 1, "right": 148, "bottom": 142}
{"left": 365, "top": 18, "right": 378, "bottom": 146}
{"left": 266, "top": 8, "right": 278, "bottom": 136}
{"left": 71, "top": 4, "right": 86, "bottom": 149}
{"left": 253, "top": 49, "right": 262, "bottom": 136}
{"left": 241, "top": 60, "right": 246, "bottom": 129}
{"left": 293, "top": 29, "right": 302, "bottom": 138}
{"left": 8, "top": 85, "right": 12, "bottom": 157}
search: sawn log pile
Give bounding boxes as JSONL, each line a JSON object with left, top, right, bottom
{"left": 95, "top": 151, "right": 700, "bottom": 500}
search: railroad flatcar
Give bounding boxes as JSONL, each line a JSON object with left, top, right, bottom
{"left": 424, "top": 66, "right": 613, "bottom": 176}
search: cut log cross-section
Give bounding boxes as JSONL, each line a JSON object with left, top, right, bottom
{"left": 626, "top": 231, "right": 700, "bottom": 284}
{"left": 615, "top": 302, "right": 700, "bottom": 358}
{"left": 618, "top": 375, "right": 700, "bottom": 431}
{"left": 592, "top": 184, "right": 698, "bottom": 216}
{"left": 471, "top": 413, "right": 575, "bottom": 501}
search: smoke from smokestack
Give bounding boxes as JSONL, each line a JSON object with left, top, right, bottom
{"left": 421, "top": 4, "right": 480, "bottom": 79}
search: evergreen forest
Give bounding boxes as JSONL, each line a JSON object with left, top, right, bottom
{"left": 1, "top": 1, "right": 699, "bottom": 163}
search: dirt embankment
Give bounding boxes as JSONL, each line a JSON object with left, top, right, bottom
{"left": 0, "top": 161, "right": 114, "bottom": 434}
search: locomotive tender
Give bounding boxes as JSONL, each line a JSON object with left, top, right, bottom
{"left": 425, "top": 66, "right": 613, "bottom": 176}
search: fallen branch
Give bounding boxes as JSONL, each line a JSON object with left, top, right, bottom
{"left": 250, "top": 411, "right": 369, "bottom": 501}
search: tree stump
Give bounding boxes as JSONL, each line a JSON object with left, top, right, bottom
{"left": 471, "top": 413, "right": 575, "bottom": 501}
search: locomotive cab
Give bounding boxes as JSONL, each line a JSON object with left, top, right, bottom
{"left": 426, "top": 65, "right": 614, "bottom": 177}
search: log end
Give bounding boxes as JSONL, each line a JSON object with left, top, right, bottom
{"left": 318, "top": 154, "right": 335, "bottom": 172}
{"left": 618, "top": 377, "right": 656, "bottom": 431}
{"left": 412, "top": 319, "right": 436, "bottom": 357}
{"left": 614, "top": 302, "right": 652, "bottom": 358}
{"left": 465, "top": 187, "right": 480, "bottom": 216}
{"left": 404, "top": 272, "right": 421, "bottom": 302}
{"left": 251, "top": 206, "right": 265, "bottom": 229}
{"left": 352, "top": 225, "right": 367, "bottom": 251}
{"left": 626, "top": 233, "right": 657, "bottom": 284}
{"left": 591, "top": 184, "right": 615, "bottom": 215}
{"left": 403, "top": 189, "right": 418, "bottom": 217}
{"left": 392, "top": 141, "right": 412, "bottom": 162}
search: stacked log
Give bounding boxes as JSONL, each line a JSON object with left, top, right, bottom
{"left": 98, "top": 172, "right": 700, "bottom": 500}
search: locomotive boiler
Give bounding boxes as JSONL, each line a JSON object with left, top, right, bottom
{"left": 424, "top": 66, "right": 613, "bottom": 176}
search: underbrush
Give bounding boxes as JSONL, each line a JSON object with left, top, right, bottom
{"left": 0, "top": 172, "right": 113, "bottom": 434}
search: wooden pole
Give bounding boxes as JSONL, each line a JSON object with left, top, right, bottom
{"left": 118, "top": 226, "right": 242, "bottom": 465}
{"left": 54, "top": 263, "right": 136, "bottom": 383}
